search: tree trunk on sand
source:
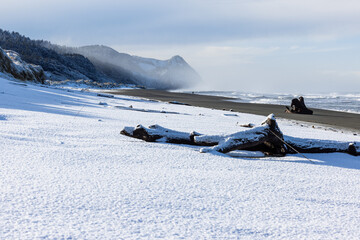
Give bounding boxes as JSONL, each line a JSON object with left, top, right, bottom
{"left": 195, "top": 114, "right": 287, "bottom": 155}
{"left": 120, "top": 114, "right": 359, "bottom": 156}
{"left": 120, "top": 124, "right": 200, "bottom": 145}
{"left": 284, "top": 136, "right": 359, "bottom": 156}
{"left": 120, "top": 114, "right": 287, "bottom": 155}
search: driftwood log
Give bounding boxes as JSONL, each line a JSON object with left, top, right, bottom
{"left": 120, "top": 114, "right": 359, "bottom": 156}
{"left": 284, "top": 136, "right": 358, "bottom": 155}
{"left": 195, "top": 114, "right": 286, "bottom": 155}
{"left": 121, "top": 124, "right": 201, "bottom": 145}
{"left": 285, "top": 96, "right": 313, "bottom": 115}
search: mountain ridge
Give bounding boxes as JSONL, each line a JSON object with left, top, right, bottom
{"left": 0, "top": 29, "right": 200, "bottom": 89}
{"left": 52, "top": 44, "right": 201, "bottom": 89}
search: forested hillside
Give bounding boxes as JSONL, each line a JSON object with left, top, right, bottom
{"left": 0, "top": 29, "right": 137, "bottom": 84}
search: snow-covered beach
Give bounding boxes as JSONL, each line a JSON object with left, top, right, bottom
{"left": 1, "top": 76, "right": 360, "bottom": 239}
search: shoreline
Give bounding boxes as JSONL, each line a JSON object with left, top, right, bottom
{"left": 105, "top": 89, "right": 360, "bottom": 132}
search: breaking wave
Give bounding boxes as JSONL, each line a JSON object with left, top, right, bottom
{"left": 188, "top": 91, "right": 360, "bottom": 114}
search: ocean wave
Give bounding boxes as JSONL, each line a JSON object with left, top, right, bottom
{"left": 188, "top": 91, "right": 360, "bottom": 114}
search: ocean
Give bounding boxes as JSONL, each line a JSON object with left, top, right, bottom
{"left": 187, "top": 91, "right": 360, "bottom": 114}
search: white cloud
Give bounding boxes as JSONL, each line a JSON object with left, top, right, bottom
{"left": 2, "top": 0, "right": 360, "bottom": 44}
{"left": 322, "top": 70, "right": 360, "bottom": 78}
{"left": 201, "top": 46, "right": 280, "bottom": 57}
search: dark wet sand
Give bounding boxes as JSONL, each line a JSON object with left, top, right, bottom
{"left": 105, "top": 89, "right": 360, "bottom": 132}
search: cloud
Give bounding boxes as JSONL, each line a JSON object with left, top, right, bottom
{"left": 2, "top": 0, "right": 360, "bottom": 45}
{"left": 201, "top": 46, "right": 280, "bottom": 56}
{"left": 322, "top": 70, "right": 360, "bottom": 78}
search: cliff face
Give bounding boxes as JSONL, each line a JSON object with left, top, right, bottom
{"left": 71, "top": 45, "right": 201, "bottom": 89}
{"left": 0, "top": 47, "right": 45, "bottom": 83}
{"left": 0, "top": 47, "right": 12, "bottom": 73}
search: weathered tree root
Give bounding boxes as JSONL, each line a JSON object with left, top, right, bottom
{"left": 120, "top": 114, "right": 359, "bottom": 156}
{"left": 195, "top": 114, "right": 287, "bottom": 155}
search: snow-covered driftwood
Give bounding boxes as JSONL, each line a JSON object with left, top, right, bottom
{"left": 121, "top": 114, "right": 286, "bottom": 155}
{"left": 196, "top": 114, "right": 287, "bottom": 154}
{"left": 120, "top": 114, "right": 359, "bottom": 156}
{"left": 284, "top": 136, "right": 359, "bottom": 155}
{"left": 120, "top": 124, "right": 201, "bottom": 145}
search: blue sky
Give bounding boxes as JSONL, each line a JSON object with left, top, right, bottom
{"left": 2, "top": 0, "right": 360, "bottom": 93}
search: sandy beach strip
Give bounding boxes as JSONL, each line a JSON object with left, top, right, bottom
{"left": 105, "top": 89, "right": 360, "bottom": 132}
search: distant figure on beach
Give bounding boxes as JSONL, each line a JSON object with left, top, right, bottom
{"left": 286, "top": 96, "right": 313, "bottom": 115}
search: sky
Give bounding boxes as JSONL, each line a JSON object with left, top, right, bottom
{"left": 1, "top": 0, "right": 360, "bottom": 93}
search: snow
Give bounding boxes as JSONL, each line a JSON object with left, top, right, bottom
{"left": 267, "top": 113, "right": 276, "bottom": 121}
{"left": 1, "top": 76, "right": 360, "bottom": 239}
{"left": 4, "top": 50, "right": 43, "bottom": 78}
